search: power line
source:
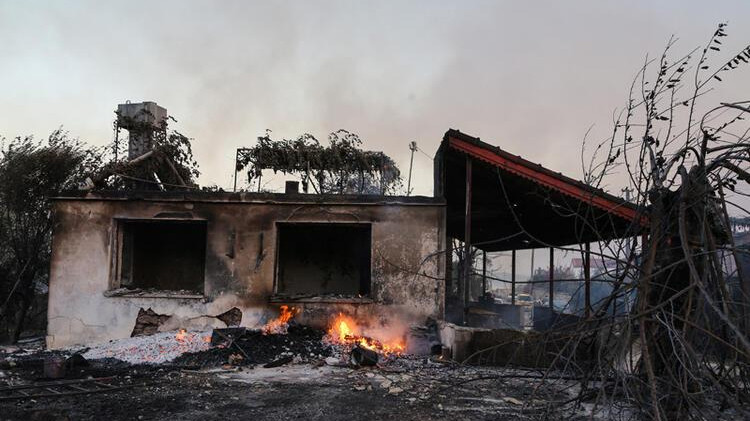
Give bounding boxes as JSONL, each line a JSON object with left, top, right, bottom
{"left": 415, "top": 145, "right": 434, "bottom": 161}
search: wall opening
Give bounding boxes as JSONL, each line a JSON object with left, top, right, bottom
{"left": 276, "top": 223, "right": 371, "bottom": 296}
{"left": 119, "top": 220, "right": 207, "bottom": 293}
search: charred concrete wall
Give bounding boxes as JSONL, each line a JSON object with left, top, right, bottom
{"left": 47, "top": 193, "right": 445, "bottom": 348}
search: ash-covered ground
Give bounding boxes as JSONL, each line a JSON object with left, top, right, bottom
{"left": 0, "top": 326, "right": 597, "bottom": 421}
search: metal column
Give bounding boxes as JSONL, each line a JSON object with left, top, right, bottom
{"left": 584, "top": 242, "right": 591, "bottom": 318}
{"left": 462, "top": 156, "right": 473, "bottom": 323}
{"left": 511, "top": 250, "right": 516, "bottom": 305}
{"left": 482, "top": 250, "right": 487, "bottom": 296}
{"left": 549, "top": 247, "right": 554, "bottom": 310}
{"left": 446, "top": 238, "right": 453, "bottom": 297}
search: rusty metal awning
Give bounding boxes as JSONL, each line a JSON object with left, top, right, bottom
{"left": 434, "top": 129, "right": 644, "bottom": 252}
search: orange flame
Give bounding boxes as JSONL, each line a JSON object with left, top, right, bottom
{"left": 175, "top": 328, "right": 188, "bottom": 342}
{"left": 326, "top": 313, "right": 405, "bottom": 355}
{"left": 175, "top": 329, "right": 212, "bottom": 345}
{"left": 262, "top": 305, "right": 299, "bottom": 335}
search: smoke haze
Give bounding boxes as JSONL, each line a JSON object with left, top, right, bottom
{"left": 1, "top": 1, "right": 748, "bottom": 195}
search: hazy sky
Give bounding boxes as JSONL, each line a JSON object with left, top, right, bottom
{"left": 1, "top": 1, "right": 749, "bottom": 195}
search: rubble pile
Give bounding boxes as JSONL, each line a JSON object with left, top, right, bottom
{"left": 173, "top": 325, "right": 333, "bottom": 367}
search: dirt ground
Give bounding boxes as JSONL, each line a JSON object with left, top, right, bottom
{"left": 0, "top": 357, "right": 591, "bottom": 421}
{"left": 0, "top": 326, "right": 600, "bottom": 421}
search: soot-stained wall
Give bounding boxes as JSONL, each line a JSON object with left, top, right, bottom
{"left": 47, "top": 192, "right": 445, "bottom": 348}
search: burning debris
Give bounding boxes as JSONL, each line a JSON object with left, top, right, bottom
{"left": 58, "top": 306, "right": 415, "bottom": 371}
{"left": 325, "top": 313, "right": 406, "bottom": 356}
{"left": 175, "top": 328, "right": 211, "bottom": 344}
{"left": 261, "top": 305, "right": 299, "bottom": 335}
{"left": 177, "top": 308, "right": 411, "bottom": 368}
{"left": 173, "top": 325, "right": 332, "bottom": 367}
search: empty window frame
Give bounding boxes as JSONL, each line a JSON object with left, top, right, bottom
{"left": 276, "top": 223, "right": 371, "bottom": 296}
{"left": 118, "top": 220, "right": 207, "bottom": 293}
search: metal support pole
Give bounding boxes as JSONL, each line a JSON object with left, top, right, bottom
{"left": 233, "top": 149, "right": 239, "bottom": 192}
{"left": 407, "top": 141, "right": 417, "bottom": 196}
{"left": 549, "top": 247, "right": 554, "bottom": 310}
{"left": 511, "top": 250, "right": 516, "bottom": 305}
{"left": 446, "top": 238, "right": 453, "bottom": 296}
{"left": 482, "top": 250, "right": 487, "bottom": 297}
{"left": 462, "top": 157, "right": 473, "bottom": 324}
{"left": 584, "top": 242, "right": 591, "bottom": 318}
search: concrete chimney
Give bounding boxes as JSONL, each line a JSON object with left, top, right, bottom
{"left": 285, "top": 181, "right": 300, "bottom": 194}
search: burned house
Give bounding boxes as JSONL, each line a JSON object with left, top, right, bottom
{"left": 46, "top": 120, "right": 640, "bottom": 354}
{"left": 46, "top": 191, "right": 445, "bottom": 348}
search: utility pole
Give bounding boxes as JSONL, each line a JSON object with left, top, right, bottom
{"left": 407, "top": 141, "right": 417, "bottom": 196}
{"left": 233, "top": 149, "right": 239, "bottom": 192}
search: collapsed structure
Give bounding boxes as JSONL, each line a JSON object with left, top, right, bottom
{"left": 46, "top": 104, "right": 641, "bottom": 354}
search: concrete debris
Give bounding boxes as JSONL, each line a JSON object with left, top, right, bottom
{"left": 324, "top": 357, "right": 341, "bottom": 366}
{"left": 216, "top": 307, "right": 243, "bottom": 327}
{"left": 130, "top": 308, "right": 170, "bottom": 337}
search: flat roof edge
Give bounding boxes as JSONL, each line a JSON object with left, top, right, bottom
{"left": 51, "top": 190, "right": 445, "bottom": 206}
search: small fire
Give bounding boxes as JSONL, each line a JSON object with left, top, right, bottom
{"left": 326, "top": 313, "right": 405, "bottom": 355}
{"left": 175, "top": 328, "right": 211, "bottom": 344}
{"left": 262, "top": 305, "right": 299, "bottom": 335}
{"left": 175, "top": 328, "right": 188, "bottom": 342}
